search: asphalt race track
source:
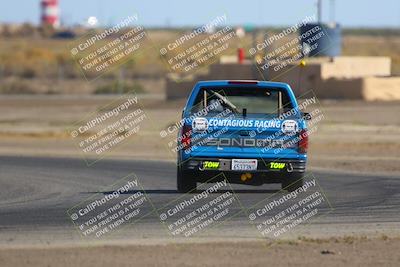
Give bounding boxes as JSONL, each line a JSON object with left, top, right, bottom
{"left": 1, "top": 155, "right": 400, "bottom": 244}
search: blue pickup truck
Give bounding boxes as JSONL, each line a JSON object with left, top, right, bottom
{"left": 177, "top": 80, "right": 310, "bottom": 193}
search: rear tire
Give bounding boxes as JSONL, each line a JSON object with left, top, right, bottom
{"left": 282, "top": 173, "right": 304, "bottom": 192}
{"left": 177, "top": 166, "right": 197, "bottom": 193}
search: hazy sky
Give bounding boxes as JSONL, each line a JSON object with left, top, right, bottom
{"left": 1, "top": 0, "right": 399, "bottom": 28}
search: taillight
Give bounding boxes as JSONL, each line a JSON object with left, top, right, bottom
{"left": 181, "top": 125, "right": 192, "bottom": 150}
{"left": 298, "top": 129, "right": 308, "bottom": 154}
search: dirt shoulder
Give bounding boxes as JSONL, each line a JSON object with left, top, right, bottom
{"left": 0, "top": 236, "right": 399, "bottom": 267}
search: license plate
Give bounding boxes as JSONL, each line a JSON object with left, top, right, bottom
{"left": 231, "top": 159, "right": 258, "bottom": 171}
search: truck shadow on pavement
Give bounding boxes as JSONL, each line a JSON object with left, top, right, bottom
{"left": 93, "top": 189, "right": 280, "bottom": 194}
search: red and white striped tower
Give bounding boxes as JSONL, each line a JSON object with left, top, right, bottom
{"left": 41, "top": 0, "right": 60, "bottom": 28}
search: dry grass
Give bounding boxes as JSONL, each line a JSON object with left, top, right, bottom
{"left": 342, "top": 35, "right": 400, "bottom": 75}
{"left": 0, "top": 31, "right": 399, "bottom": 95}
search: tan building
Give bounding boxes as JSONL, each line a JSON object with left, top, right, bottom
{"left": 166, "top": 56, "right": 400, "bottom": 101}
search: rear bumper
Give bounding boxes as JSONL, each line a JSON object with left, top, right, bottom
{"left": 180, "top": 157, "right": 306, "bottom": 173}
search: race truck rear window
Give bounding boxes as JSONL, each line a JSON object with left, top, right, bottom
{"left": 190, "top": 87, "right": 293, "bottom": 118}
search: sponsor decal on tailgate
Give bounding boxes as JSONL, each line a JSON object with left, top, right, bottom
{"left": 208, "top": 118, "right": 281, "bottom": 128}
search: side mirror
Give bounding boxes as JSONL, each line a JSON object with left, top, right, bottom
{"left": 302, "top": 112, "right": 312, "bottom": 121}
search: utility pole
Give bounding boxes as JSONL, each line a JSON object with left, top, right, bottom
{"left": 317, "top": 0, "right": 322, "bottom": 22}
